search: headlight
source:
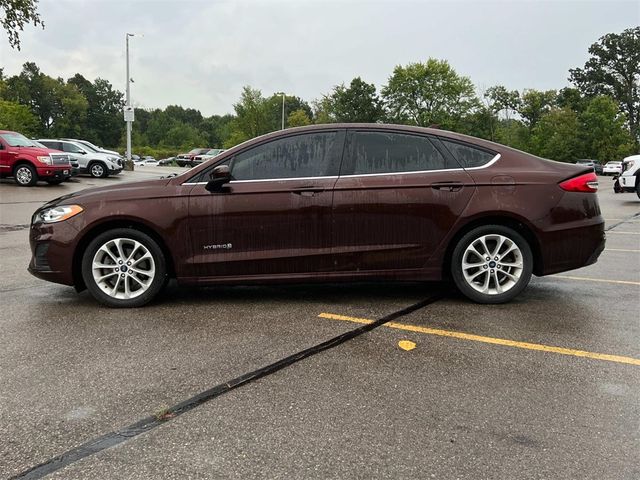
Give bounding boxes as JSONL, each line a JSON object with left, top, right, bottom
{"left": 34, "top": 205, "right": 84, "bottom": 224}
{"left": 37, "top": 155, "right": 52, "bottom": 165}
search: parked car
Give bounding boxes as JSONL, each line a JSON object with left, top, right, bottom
{"left": 158, "top": 156, "right": 176, "bottom": 166}
{"left": 614, "top": 154, "right": 640, "bottom": 198}
{"left": 575, "top": 159, "right": 603, "bottom": 175}
{"left": 61, "top": 138, "right": 122, "bottom": 160}
{"left": 602, "top": 161, "right": 623, "bottom": 176}
{"left": 28, "top": 124, "right": 605, "bottom": 308}
{"left": 176, "top": 148, "right": 211, "bottom": 167}
{"left": 192, "top": 148, "right": 226, "bottom": 166}
{"left": 38, "top": 139, "right": 123, "bottom": 178}
{"left": 32, "top": 140, "right": 79, "bottom": 178}
{"left": 0, "top": 130, "right": 71, "bottom": 186}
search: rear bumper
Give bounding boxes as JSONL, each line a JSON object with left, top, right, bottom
{"left": 537, "top": 220, "right": 605, "bottom": 276}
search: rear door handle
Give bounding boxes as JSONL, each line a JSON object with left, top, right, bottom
{"left": 432, "top": 181, "right": 463, "bottom": 192}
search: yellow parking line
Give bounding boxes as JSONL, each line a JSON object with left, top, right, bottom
{"left": 318, "top": 313, "right": 640, "bottom": 366}
{"left": 605, "top": 248, "right": 640, "bottom": 253}
{"left": 553, "top": 275, "right": 640, "bottom": 286}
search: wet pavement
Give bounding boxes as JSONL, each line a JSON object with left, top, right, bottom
{"left": 1, "top": 171, "right": 638, "bottom": 479}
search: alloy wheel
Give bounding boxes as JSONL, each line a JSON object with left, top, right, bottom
{"left": 91, "top": 164, "right": 104, "bottom": 177}
{"left": 16, "top": 167, "right": 33, "bottom": 185}
{"left": 461, "top": 234, "right": 524, "bottom": 295}
{"left": 91, "top": 238, "right": 156, "bottom": 299}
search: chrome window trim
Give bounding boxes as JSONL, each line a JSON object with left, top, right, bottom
{"left": 180, "top": 154, "right": 500, "bottom": 186}
{"left": 340, "top": 154, "right": 501, "bottom": 178}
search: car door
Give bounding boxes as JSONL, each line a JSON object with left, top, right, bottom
{"left": 332, "top": 129, "right": 476, "bottom": 273}
{"left": 0, "top": 138, "right": 10, "bottom": 174}
{"left": 184, "top": 129, "right": 345, "bottom": 280}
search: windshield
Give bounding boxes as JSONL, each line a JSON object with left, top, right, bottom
{"left": 206, "top": 149, "right": 224, "bottom": 155}
{"left": 0, "top": 132, "right": 38, "bottom": 147}
{"left": 76, "top": 140, "right": 100, "bottom": 153}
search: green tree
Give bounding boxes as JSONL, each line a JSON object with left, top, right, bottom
{"left": 225, "top": 86, "right": 270, "bottom": 147}
{"left": 0, "top": 99, "right": 38, "bottom": 134}
{"left": 579, "top": 95, "right": 634, "bottom": 161}
{"left": 382, "top": 58, "right": 478, "bottom": 128}
{"left": 322, "top": 77, "right": 384, "bottom": 123}
{"left": 264, "top": 94, "right": 312, "bottom": 131}
{"left": 287, "top": 109, "right": 312, "bottom": 127}
{"left": 1, "top": 0, "right": 44, "bottom": 50}
{"left": 518, "top": 89, "right": 557, "bottom": 130}
{"left": 569, "top": 27, "right": 640, "bottom": 147}
{"left": 68, "top": 74, "right": 124, "bottom": 146}
{"left": 531, "top": 107, "right": 581, "bottom": 161}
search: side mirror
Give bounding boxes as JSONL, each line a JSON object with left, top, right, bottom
{"left": 78, "top": 150, "right": 86, "bottom": 154}
{"left": 205, "top": 165, "right": 231, "bottom": 192}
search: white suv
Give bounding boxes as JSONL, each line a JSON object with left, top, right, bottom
{"left": 38, "top": 139, "right": 123, "bottom": 178}
{"left": 616, "top": 154, "right": 640, "bottom": 198}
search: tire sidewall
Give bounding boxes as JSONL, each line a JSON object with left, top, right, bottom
{"left": 89, "top": 162, "right": 107, "bottom": 178}
{"left": 81, "top": 228, "right": 167, "bottom": 307}
{"left": 451, "top": 225, "right": 533, "bottom": 304}
{"left": 14, "top": 164, "right": 37, "bottom": 186}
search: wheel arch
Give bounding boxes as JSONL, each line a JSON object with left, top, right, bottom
{"left": 72, "top": 218, "right": 176, "bottom": 291}
{"left": 442, "top": 214, "right": 543, "bottom": 278}
{"left": 12, "top": 159, "right": 36, "bottom": 174}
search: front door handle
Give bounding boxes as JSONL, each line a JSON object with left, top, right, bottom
{"left": 432, "top": 181, "right": 463, "bottom": 192}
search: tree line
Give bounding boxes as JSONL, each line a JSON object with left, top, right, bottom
{"left": 1, "top": 26, "right": 637, "bottom": 162}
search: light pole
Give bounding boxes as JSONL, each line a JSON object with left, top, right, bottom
{"left": 281, "top": 92, "right": 286, "bottom": 130}
{"left": 125, "top": 33, "right": 142, "bottom": 170}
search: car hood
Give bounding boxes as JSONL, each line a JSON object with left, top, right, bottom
{"left": 15, "top": 146, "right": 65, "bottom": 156}
{"left": 43, "top": 178, "right": 173, "bottom": 209}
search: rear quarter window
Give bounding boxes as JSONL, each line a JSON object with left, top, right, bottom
{"left": 440, "top": 139, "right": 496, "bottom": 168}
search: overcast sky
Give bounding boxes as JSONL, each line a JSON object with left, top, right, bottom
{"left": 1, "top": 0, "right": 638, "bottom": 116}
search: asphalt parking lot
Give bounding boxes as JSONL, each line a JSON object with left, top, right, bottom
{"left": 1, "top": 170, "right": 638, "bottom": 479}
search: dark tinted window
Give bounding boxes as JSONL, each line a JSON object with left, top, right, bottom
{"left": 441, "top": 139, "right": 495, "bottom": 168}
{"left": 231, "top": 132, "right": 337, "bottom": 180}
{"left": 348, "top": 131, "right": 452, "bottom": 175}
{"left": 39, "top": 140, "right": 62, "bottom": 150}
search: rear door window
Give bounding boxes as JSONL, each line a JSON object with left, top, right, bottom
{"left": 440, "top": 139, "right": 496, "bottom": 168}
{"left": 345, "top": 131, "right": 456, "bottom": 175}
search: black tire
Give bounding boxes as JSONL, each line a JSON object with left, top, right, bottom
{"left": 46, "top": 179, "right": 64, "bottom": 185}
{"left": 81, "top": 228, "right": 167, "bottom": 308}
{"left": 89, "top": 162, "right": 109, "bottom": 178}
{"left": 451, "top": 225, "right": 533, "bottom": 304}
{"left": 636, "top": 181, "right": 640, "bottom": 200}
{"left": 13, "top": 164, "right": 38, "bottom": 186}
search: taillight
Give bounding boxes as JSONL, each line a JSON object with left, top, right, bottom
{"left": 559, "top": 172, "right": 599, "bottom": 193}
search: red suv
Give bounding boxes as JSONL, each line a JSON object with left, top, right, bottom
{"left": 0, "top": 130, "right": 71, "bottom": 186}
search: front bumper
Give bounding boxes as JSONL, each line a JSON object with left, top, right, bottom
{"left": 36, "top": 166, "right": 71, "bottom": 180}
{"left": 619, "top": 174, "right": 636, "bottom": 189}
{"left": 28, "top": 219, "right": 80, "bottom": 286}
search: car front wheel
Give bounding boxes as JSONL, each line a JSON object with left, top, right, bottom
{"left": 451, "top": 225, "right": 533, "bottom": 304}
{"left": 14, "top": 164, "right": 38, "bottom": 186}
{"left": 81, "top": 228, "right": 167, "bottom": 307}
{"left": 89, "top": 162, "right": 108, "bottom": 178}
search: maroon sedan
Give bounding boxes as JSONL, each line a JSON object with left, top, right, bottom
{"left": 29, "top": 124, "right": 605, "bottom": 307}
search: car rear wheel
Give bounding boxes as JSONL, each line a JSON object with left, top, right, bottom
{"left": 14, "top": 164, "right": 38, "bottom": 186}
{"left": 451, "top": 225, "right": 533, "bottom": 304}
{"left": 89, "top": 162, "right": 108, "bottom": 178}
{"left": 81, "top": 228, "right": 167, "bottom": 307}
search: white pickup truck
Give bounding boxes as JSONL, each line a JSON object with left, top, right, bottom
{"left": 614, "top": 154, "right": 640, "bottom": 198}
